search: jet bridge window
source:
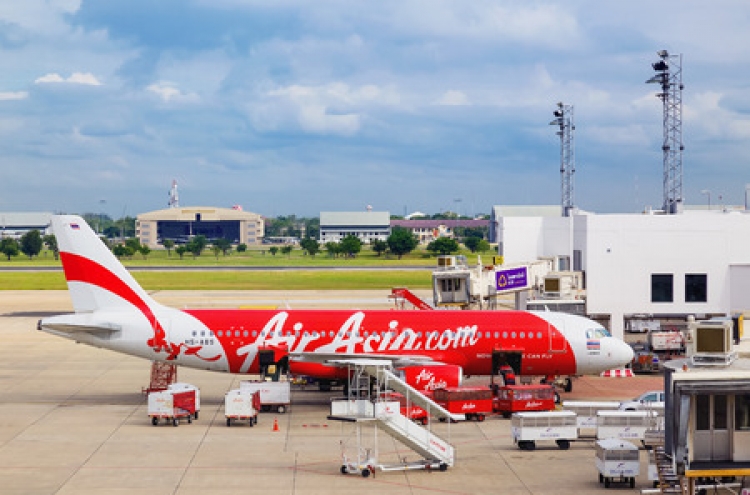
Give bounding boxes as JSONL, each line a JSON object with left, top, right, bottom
{"left": 736, "top": 394, "right": 750, "bottom": 431}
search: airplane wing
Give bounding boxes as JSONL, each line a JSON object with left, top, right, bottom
{"left": 290, "top": 351, "right": 440, "bottom": 368}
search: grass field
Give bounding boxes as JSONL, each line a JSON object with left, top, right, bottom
{"left": 0, "top": 244, "right": 490, "bottom": 290}
{"left": 0, "top": 269, "right": 434, "bottom": 291}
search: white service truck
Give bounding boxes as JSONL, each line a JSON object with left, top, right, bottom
{"left": 240, "top": 380, "right": 291, "bottom": 413}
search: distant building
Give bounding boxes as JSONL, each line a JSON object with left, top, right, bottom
{"left": 136, "top": 207, "right": 264, "bottom": 249}
{"left": 390, "top": 219, "right": 490, "bottom": 244}
{"left": 319, "top": 211, "right": 390, "bottom": 244}
{"left": 493, "top": 206, "right": 750, "bottom": 338}
{"left": 0, "top": 212, "right": 53, "bottom": 238}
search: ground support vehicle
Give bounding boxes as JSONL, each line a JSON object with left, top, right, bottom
{"left": 168, "top": 382, "right": 201, "bottom": 419}
{"left": 595, "top": 438, "right": 639, "bottom": 488}
{"left": 563, "top": 400, "right": 620, "bottom": 437}
{"left": 597, "top": 410, "right": 658, "bottom": 442}
{"left": 240, "top": 380, "right": 291, "bottom": 413}
{"left": 381, "top": 391, "right": 430, "bottom": 425}
{"left": 493, "top": 384, "right": 557, "bottom": 419}
{"left": 511, "top": 411, "right": 578, "bottom": 450}
{"left": 225, "top": 389, "right": 261, "bottom": 427}
{"left": 432, "top": 387, "right": 493, "bottom": 422}
{"left": 147, "top": 389, "right": 197, "bottom": 426}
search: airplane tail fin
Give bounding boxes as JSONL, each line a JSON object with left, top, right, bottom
{"left": 52, "top": 215, "right": 159, "bottom": 314}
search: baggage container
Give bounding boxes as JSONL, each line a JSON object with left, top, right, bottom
{"left": 240, "top": 380, "right": 291, "bottom": 413}
{"left": 597, "top": 410, "right": 655, "bottom": 441}
{"left": 433, "top": 387, "right": 493, "bottom": 422}
{"left": 225, "top": 389, "right": 261, "bottom": 427}
{"left": 380, "top": 391, "right": 430, "bottom": 425}
{"left": 148, "top": 389, "right": 196, "bottom": 426}
{"left": 511, "top": 411, "right": 578, "bottom": 450}
{"left": 595, "top": 438, "right": 640, "bottom": 488}
{"left": 563, "top": 400, "right": 621, "bottom": 436}
{"left": 493, "top": 384, "right": 557, "bottom": 418}
{"left": 168, "top": 382, "right": 201, "bottom": 419}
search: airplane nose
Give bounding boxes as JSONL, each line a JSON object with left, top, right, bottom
{"left": 612, "top": 339, "right": 634, "bottom": 367}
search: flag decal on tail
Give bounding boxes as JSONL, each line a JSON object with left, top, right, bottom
{"left": 70, "top": 223, "right": 80, "bottom": 230}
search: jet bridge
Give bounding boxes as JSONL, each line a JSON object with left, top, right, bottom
{"left": 327, "top": 359, "right": 458, "bottom": 476}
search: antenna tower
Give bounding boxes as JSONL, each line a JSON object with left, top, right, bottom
{"left": 168, "top": 180, "right": 179, "bottom": 208}
{"left": 550, "top": 102, "right": 575, "bottom": 217}
{"left": 647, "top": 50, "right": 684, "bottom": 214}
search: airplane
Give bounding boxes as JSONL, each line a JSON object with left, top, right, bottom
{"left": 38, "top": 215, "right": 634, "bottom": 393}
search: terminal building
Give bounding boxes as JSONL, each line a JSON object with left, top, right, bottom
{"left": 0, "top": 212, "right": 53, "bottom": 238}
{"left": 319, "top": 211, "right": 390, "bottom": 244}
{"left": 491, "top": 206, "right": 750, "bottom": 338}
{"left": 136, "top": 207, "right": 264, "bottom": 249}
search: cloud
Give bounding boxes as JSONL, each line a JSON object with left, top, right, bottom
{"left": 146, "top": 81, "right": 199, "bottom": 102}
{"left": 435, "top": 90, "right": 470, "bottom": 106}
{"left": 34, "top": 72, "right": 102, "bottom": 85}
{"left": 0, "top": 91, "right": 29, "bottom": 101}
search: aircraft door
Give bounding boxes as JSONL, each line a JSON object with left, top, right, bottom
{"left": 492, "top": 351, "right": 522, "bottom": 382}
{"left": 547, "top": 315, "right": 567, "bottom": 353}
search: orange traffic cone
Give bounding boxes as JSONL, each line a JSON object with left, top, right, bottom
{"left": 272, "top": 417, "right": 279, "bottom": 432}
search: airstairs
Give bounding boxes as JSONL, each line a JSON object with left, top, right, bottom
{"left": 327, "top": 360, "right": 458, "bottom": 476}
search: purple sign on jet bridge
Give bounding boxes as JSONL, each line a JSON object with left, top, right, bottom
{"left": 495, "top": 266, "right": 529, "bottom": 292}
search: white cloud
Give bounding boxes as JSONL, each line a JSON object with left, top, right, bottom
{"left": 0, "top": 91, "right": 29, "bottom": 101}
{"left": 34, "top": 72, "right": 102, "bottom": 86}
{"left": 146, "top": 82, "right": 199, "bottom": 103}
{"left": 435, "top": 90, "right": 470, "bottom": 106}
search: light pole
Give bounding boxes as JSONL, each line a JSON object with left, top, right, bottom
{"left": 701, "top": 190, "right": 711, "bottom": 210}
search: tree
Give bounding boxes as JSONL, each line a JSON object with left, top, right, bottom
{"left": 371, "top": 239, "right": 388, "bottom": 256}
{"left": 175, "top": 245, "right": 187, "bottom": 260}
{"left": 112, "top": 244, "right": 129, "bottom": 259}
{"left": 20, "top": 230, "right": 43, "bottom": 259}
{"left": 280, "top": 245, "right": 293, "bottom": 257}
{"left": 300, "top": 238, "right": 320, "bottom": 257}
{"left": 325, "top": 242, "right": 339, "bottom": 258}
{"left": 477, "top": 239, "right": 491, "bottom": 253}
{"left": 464, "top": 236, "right": 482, "bottom": 253}
{"left": 138, "top": 244, "right": 151, "bottom": 260}
{"left": 211, "top": 244, "right": 222, "bottom": 259}
{"left": 186, "top": 235, "right": 207, "bottom": 258}
{"left": 125, "top": 237, "right": 141, "bottom": 253}
{"left": 213, "top": 238, "right": 232, "bottom": 256}
{"left": 269, "top": 246, "right": 279, "bottom": 256}
{"left": 339, "top": 235, "right": 362, "bottom": 257}
{"left": 43, "top": 234, "right": 59, "bottom": 260}
{"left": 236, "top": 243, "right": 247, "bottom": 253}
{"left": 387, "top": 227, "right": 418, "bottom": 260}
{"left": 162, "top": 239, "right": 175, "bottom": 256}
{"left": 0, "top": 237, "right": 20, "bottom": 261}
{"left": 427, "top": 237, "right": 460, "bottom": 256}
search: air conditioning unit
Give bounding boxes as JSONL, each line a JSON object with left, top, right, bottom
{"left": 688, "top": 317, "right": 736, "bottom": 366}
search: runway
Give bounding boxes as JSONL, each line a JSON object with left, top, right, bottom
{"left": 0, "top": 290, "right": 662, "bottom": 495}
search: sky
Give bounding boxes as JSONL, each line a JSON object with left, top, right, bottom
{"left": 1, "top": 1, "right": 749, "bottom": 219}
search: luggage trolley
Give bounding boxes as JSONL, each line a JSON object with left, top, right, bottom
{"left": 148, "top": 389, "right": 197, "bottom": 426}
{"left": 595, "top": 438, "right": 640, "bottom": 488}
{"left": 511, "top": 411, "right": 578, "bottom": 450}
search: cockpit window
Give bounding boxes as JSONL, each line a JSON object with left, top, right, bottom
{"left": 586, "top": 328, "right": 611, "bottom": 339}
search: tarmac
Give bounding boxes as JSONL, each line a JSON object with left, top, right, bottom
{"left": 0, "top": 290, "right": 664, "bottom": 495}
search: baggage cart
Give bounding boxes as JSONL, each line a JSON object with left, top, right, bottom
{"left": 225, "top": 389, "right": 261, "bottom": 427}
{"left": 597, "top": 410, "right": 655, "bottom": 441}
{"left": 168, "top": 382, "right": 201, "bottom": 419}
{"left": 240, "top": 380, "right": 291, "bottom": 413}
{"left": 493, "top": 384, "right": 557, "bottom": 419}
{"left": 595, "top": 438, "right": 640, "bottom": 488}
{"left": 511, "top": 411, "right": 577, "bottom": 450}
{"left": 148, "top": 389, "right": 196, "bottom": 426}
{"left": 563, "top": 400, "right": 620, "bottom": 436}
{"left": 433, "top": 387, "right": 493, "bottom": 422}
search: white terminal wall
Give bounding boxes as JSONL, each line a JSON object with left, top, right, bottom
{"left": 496, "top": 211, "right": 750, "bottom": 339}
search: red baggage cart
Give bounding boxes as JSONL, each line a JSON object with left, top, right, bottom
{"left": 432, "top": 387, "right": 493, "bottom": 422}
{"left": 492, "top": 384, "right": 557, "bottom": 418}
